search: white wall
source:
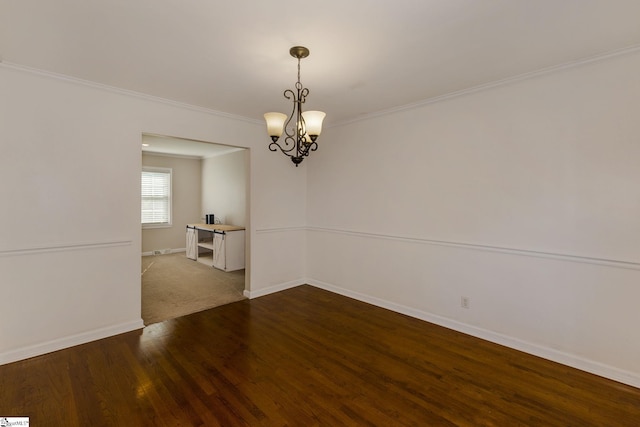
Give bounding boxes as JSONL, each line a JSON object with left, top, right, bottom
{"left": 306, "top": 50, "right": 640, "bottom": 386}
{"left": 5, "top": 48, "right": 639, "bottom": 389}
{"left": 0, "top": 64, "right": 307, "bottom": 363}
{"left": 141, "top": 152, "right": 202, "bottom": 254}
{"left": 201, "top": 149, "right": 247, "bottom": 227}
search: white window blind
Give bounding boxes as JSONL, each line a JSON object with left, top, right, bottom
{"left": 141, "top": 167, "right": 172, "bottom": 226}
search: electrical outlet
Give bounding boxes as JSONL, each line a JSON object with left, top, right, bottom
{"left": 461, "top": 296, "right": 470, "bottom": 309}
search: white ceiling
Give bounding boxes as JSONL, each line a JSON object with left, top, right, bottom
{"left": 2, "top": 0, "right": 640, "bottom": 127}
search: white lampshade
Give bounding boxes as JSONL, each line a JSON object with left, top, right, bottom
{"left": 302, "top": 111, "right": 326, "bottom": 137}
{"left": 264, "top": 112, "right": 287, "bottom": 138}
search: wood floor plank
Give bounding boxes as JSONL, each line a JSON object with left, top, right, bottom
{"left": 1, "top": 285, "right": 639, "bottom": 426}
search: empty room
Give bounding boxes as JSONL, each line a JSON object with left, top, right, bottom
{"left": 1, "top": 1, "right": 640, "bottom": 425}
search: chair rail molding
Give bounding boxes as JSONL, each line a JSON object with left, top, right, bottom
{"left": 0, "top": 239, "right": 132, "bottom": 257}
{"left": 306, "top": 226, "right": 640, "bottom": 271}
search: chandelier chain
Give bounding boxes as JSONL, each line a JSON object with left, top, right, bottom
{"left": 295, "top": 58, "right": 303, "bottom": 90}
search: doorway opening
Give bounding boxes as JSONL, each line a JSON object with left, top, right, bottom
{"left": 141, "top": 133, "right": 249, "bottom": 325}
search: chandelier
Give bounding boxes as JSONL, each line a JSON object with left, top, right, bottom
{"left": 264, "top": 46, "right": 326, "bottom": 167}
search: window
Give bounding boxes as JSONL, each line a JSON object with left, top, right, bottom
{"left": 141, "top": 167, "right": 172, "bottom": 227}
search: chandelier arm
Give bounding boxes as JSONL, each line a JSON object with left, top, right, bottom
{"left": 271, "top": 130, "right": 297, "bottom": 155}
{"left": 298, "top": 140, "right": 318, "bottom": 158}
{"left": 268, "top": 140, "right": 294, "bottom": 156}
{"left": 282, "top": 84, "right": 312, "bottom": 159}
{"left": 299, "top": 87, "right": 309, "bottom": 104}
{"left": 283, "top": 88, "right": 295, "bottom": 102}
{"left": 296, "top": 87, "right": 307, "bottom": 159}
{"left": 282, "top": 90, "right": 298, "bottom": 140}
{"left": 270, "top": 89, "right": 298, "bottom": 157}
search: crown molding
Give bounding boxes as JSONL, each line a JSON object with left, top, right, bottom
{"left": 142, "top": 151, "right": 203, "bottom": 160}
{"left": 0, "top": 61, "right": 263, "bottom": 126}
{"left": 330, "top": 44, "right": 640, "bottom": 128}
{"left": 4, "top": 43, "right": 640, "bottom": 131}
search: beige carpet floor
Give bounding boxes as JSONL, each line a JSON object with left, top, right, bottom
{"left": 141, "top": 253, "right": 246, "bottom": 325}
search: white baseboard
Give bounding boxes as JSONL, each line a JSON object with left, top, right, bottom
{"left": 308, "top": 279, "right": 640, "bottom": 389}
{"left": 244, "top": 279, "right": 306, "bottom": 299}
{"left": 142, "top": 248, "right": 186, "bottom": 257}
{"left": 0, "top": 319, "right": 144, "bottom": 366}
{"left": 6, "top": 278, "right": 638, "bottom": 389}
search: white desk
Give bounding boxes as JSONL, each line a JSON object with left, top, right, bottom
{"left": 186, "top": 224, "right": 245, "bottom": 271}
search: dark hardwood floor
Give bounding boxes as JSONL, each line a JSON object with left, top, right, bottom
{"left": 1, "top": 285, "right": 639, "bottom": 426}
